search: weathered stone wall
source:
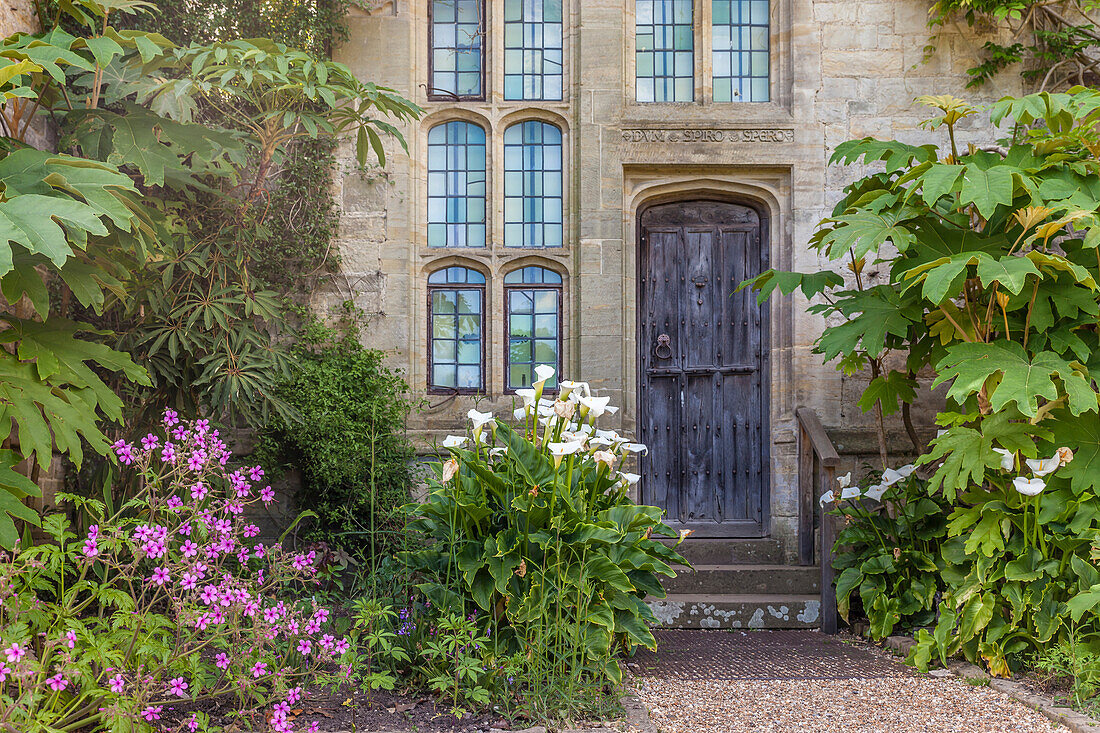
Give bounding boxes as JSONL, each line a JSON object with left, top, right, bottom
{"left": 0, "top": 0, "right": 36, "bottom": 37}
{"left": 330, "top": 0, "right": 1021, "bottom": 561}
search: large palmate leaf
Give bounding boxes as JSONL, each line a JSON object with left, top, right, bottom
{"left": 65, "top": 103, "right": 243, "bottom": 187}
{"left": 934, "top": 341, "right": 1097, "bottom": 417}
{"left": 1052, "top": 411, "right": 1100, "bottom": 495}
{"left": 816, "top": 285, "right": 922, "bottom": 359}
{"left": 958, "top": 164, "right": 1016, "bottom": 219}
{"left": 0, "top": 149, "right": 152, "bottom": 278}
{"left": 0, "top": 448, "right": 40, "bottom": 549}
{"left": 0, "top": 318, "right": 150, "bottom": 469}
{"left": 816, "top": 209, "right": 920, "bottom": 260}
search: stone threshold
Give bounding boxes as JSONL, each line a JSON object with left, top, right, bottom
{"left": 880, "top": 634, "right": 1100, "bottom": 733}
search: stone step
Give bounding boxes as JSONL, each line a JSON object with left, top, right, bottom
{"left": 662, "top": 537, "right": 787, "bottom": 565}
{"left": 662, "top": 564, "right": 820, "bottom": 595}
{"left": 647, "top": 593, "right": 822, "bottom": 630}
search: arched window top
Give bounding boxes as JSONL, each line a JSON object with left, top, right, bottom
{"left": 505, "top": 266, "right": 562, "bottom": 285}
{"left": 428, "top": 119, "right": 487, "bottom": 145}
{"left": 503, "top": 119, "right": 562, "bottom": 144}
{"left": 429, "top": 266, "right": 486, "bottom": 284}
{"left": 503, "top": 121, "right": 563, "bottom": 249}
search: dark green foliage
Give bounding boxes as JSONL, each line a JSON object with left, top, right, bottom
{"left": 259, "top": 310, "right": 417, "bottom": 556}
{"left": 832, "top": 472, "right": 952, "bottom": 640}
{"left": 118, "top": 0, "right": 352, "bottom": 56}
{"left": 251, "top": 137, "right": 342, "bottom": 292}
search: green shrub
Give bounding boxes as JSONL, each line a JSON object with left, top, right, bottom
{"left": 401, "top": 368, "right": 688, "bottom": 719}
{"left": 260, "top": 309, "right": 417, "bottom": 558}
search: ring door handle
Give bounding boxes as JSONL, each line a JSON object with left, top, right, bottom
{"left": 654, "top": 333, "right": 672, "bottom": 360}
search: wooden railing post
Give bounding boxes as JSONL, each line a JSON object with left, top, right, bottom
{"left": 797, "top": 423, "right": 814, "bottom": 566}
{"left": 794, "top": 407, "right": 841, "bottom": 635}
{"left": 820, "top": 464, "right": 838, "bottom": 634}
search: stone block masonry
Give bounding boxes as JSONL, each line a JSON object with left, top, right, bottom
{"left": 327, "top": 0, "right": 1021, "bottom": 563}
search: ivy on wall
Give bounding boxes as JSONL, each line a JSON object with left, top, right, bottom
{"left": 929, "top": 0, "right": 1100, "bottom": 89}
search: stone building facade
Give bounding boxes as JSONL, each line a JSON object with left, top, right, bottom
{"left": 330, "top": 0, "right": 1020, "bottom": 562}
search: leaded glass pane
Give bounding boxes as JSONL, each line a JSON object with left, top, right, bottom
{"left": 504, "top": 0, "right": 564, "bottom": 100}
{"left": 712, "top": 0, "right": 769, "bottom": 102}
{"left": 429, "top": 271, "right": 483, "bottom": 391}
{"left": 427, "top": 121, "right": 487, "bottom": 248}
{"left": 506, "top": 286, "right": 560, "bottom": 391}
{"left": 431, "top": 0, "right": 483, "bottom": 98}
{"left": 636, "top": 0, "right": 693, "bottom": 102}
{"left": 503, "top": 121, "right": 564, "bottom": 248}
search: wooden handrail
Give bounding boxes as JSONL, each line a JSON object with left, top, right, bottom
{"left": 795, "top": 407, "right": 841, "bottom": 634}
{"left": 795, "top": 407, "right": 839, "bottom": 466}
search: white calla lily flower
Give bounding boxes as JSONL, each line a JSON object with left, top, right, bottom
{"left": 621, "top": 443, "right": 648, "bottom": 455}
{"left": 513, "top": 407, "right": 527, "bottom": 420}
{"left": 576, "top": 393, "right": 612, "bottom": 419}
{"left": 468, "top": 409, "right": 495, "bottom": 431}
{"left": 840, "top": 486, "right": 862, "bottom": 500}
{"left": 819, "top": 490, "right": 835, "bottom": 506}
{"left": 515, "top": 388, "right": 538, "bottom": 409}
{"left": 559, "top": 380, "right": 590, "bottom": 399}
{"left": 1014, "top": 476, "right": 1046, "bottom": 496}
{"left": 896, "top": 464, "right": 916, "bottom": 477}
{"left": 993, "top": 448, "right": 1015, "bottom": 471}
{"left": 442, "top": 435, "right": 467, "bottom": 448}
{"left": 533, "top": 364, "right": 556, "bottom": 392}
{"left": 1026, "top": 456, "right": 1060, "bottom": 477}
{"left": 836, "top": 472, "right": 851, "bottom": 488}
{"left": 881, "top": 468, "right": 905, "bottom": 486}
{"left": 548, "top": 440, "right": 585, "bottom": 466}
{"left": 619, "top": 472, "right": 641, "bottom": 486}
{"left": 863, "top": 484, "right": 887, "bottom": 501}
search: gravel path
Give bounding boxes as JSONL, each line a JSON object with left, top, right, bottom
{"left": 633, "top": 676, "right": 1068, "bottom": 733}
{"left": 628, "top": 631, "right": 1069, "bottom": 733}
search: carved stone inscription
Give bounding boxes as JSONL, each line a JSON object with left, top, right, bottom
{"left": 620, "top": 128, "right": 795, "bottom": 144}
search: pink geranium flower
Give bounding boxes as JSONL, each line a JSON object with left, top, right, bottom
{"left": 82, "top": 539, "right": 99, "bottom": 558}
{"left": 108, "top": 673, "right": 125, "bottom": 693}
{"left": 163, "top": 408, "right": 179, "bottom": 426}
{"left": 4, "top": 643, "right": 24, "bottom": 663}
{"left": 141, "top": 705, "right": 163, "bottom": 722}
{"left": 260, "top": 486, "right": 275, "bottom": 503}
{"left": 251, "top": 661, "right": 268, "bottom": 678}
{"left": 46, "top": 673, "right": 68, "bottom": 692}
{"left": 215, "top": 652, "right": 230, "bottom": 669}
{"left": 65, "top": 630, "right": 77, "bottom": 649}
{"left": 0, "top": 663, "right": 10, "bottom": 683}
{"left": 151, "top": 567, "right": 170, "bottom": 586}
{"left": 167, "top": 676, "right": 188, "bottom": 697}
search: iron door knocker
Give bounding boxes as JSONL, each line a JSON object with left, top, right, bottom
{"left": 655, "top": 333, "right": 672, "bottom": 359}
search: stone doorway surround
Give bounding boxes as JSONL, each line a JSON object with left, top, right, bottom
{"left": 615, "top": 171, "right": 800, "bottom": 552}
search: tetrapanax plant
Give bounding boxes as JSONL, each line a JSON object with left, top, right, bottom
{"left": 0, "top": 411, "right": 348, "bottom": 733}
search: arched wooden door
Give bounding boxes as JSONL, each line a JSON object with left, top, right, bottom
{"left": 638, "top": 200, "right": 770, "bottom": 537}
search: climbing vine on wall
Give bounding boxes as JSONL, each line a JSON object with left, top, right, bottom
{"left": 929, "top": 0, "right": 1100, "bottom": 89}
